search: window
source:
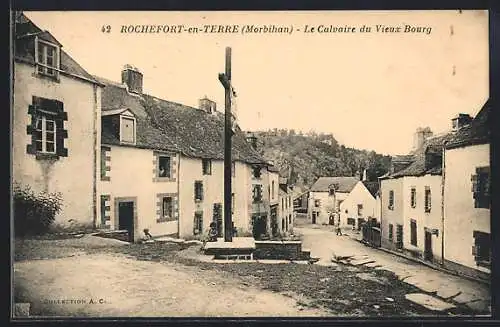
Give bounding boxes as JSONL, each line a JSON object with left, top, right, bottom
{"left": 472, "top": 167, "right": 490, "bottom": 209}
{"left": 357, "top": 204, "right": 363, "bottom": 217}
{"left": 424, "top": 187, "right": 431, "bottom": 213}
{"left": 388, "top": 190, "right": 394, "bottom": 210}
{"left": 410, "top": 187, "right": 416, "bottom": 208}
{"left": 253, "top": 185, "right": 263, "bottom": 203}
{"left": 329, "top": 188, "right": 335, "bottom": 196}
{"left": 315, "top": 199, "right": 321, "bottom": 207}
{"left": 396, "top": 224, "right": 403, "bottom": 249}
{"left": 193, "top": 212, "right": 203, "bottom": 235}
{"left": 281, "top": 198, "right": 284, "bottom": 210}
{"left": 282, "top": 218, "right": 285, "bottom": 230}
{"left": 473, "top": 231, "right": 490, "bottom": 267}
{"left": 288, "top": 214, "right": 292, "bottom": 224}
{"left": 194, "top": 181, "right": 204, "bottom": 201}
{"left": 158, "top": 156, "right": 171, "bottom": 178}
{"left": 410, "top": 219, "right": 417, "bottom": 246}
{"left": 271, "top": 181, "right": 275, "bottom": 199}
{"left": 388, "top": 224, "right": 394, "bottom": 242}
{"left": 232, "top": 161, "right": 235, "bottom": 177}
{"left": 162, "top": 197, "right": 173, "bottom": 219}
{"left": 202, "top": 159, "right": 212, "bottom": 175}
{"left": 347, "top": 218, "right": 356, "bottom": 225}
{"left": 27, "top": 96, "right": 68, "bottom": 158}
{"left": 36, "top": 39, "right": 59, "bottom": 78}
{"left": 34, "top": 116, "right": 56, "bottom": 153}
{"left": 120, "top": 116, "right": 136, "bottom": 144}
{"left": 252, "top": 166, "right": 262, "bottom": 178}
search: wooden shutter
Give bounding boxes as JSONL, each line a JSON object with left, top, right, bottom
{"left": 471, "top": 174, "right": 478, "bottom": 194}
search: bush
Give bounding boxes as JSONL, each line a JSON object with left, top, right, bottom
{"left": 13, "top": 183, "right": 63, "bottom": 237}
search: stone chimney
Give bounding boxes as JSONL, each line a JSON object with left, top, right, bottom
{"left": 413, "top": 127, "right": 433, "bottom": 151}
{"left": 121, "top": 65, "right": 143, "bottom": 94}
{"left": 245, "top": 131, "right": 258, "bottom": 150}
{"left": 451, "top": 113, "right": 472, "bottom": 132}
{"left": 198, "top": 96, "right": 217, "bottom": 114}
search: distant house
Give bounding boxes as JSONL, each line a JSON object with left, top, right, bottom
{"left": 308, "top": 176, "right": 359, "bottom": 225}
{"left": 278, "top": 177, "right": 295, "bottom": 235}
{"left": 95, "top": 66, "right": 271, "bottom": 241}
{"left": 443, "top": 101, "right": 490, "bottom": 280}
{"left": 267, "top": 165, "right": 280, "bottom": 237}
{"left": 339, "top": 180, "right": 378, "bottom": 230}
{"left": 292, "top": 186, "right": 309, "bottom": 213}
{"left": 379, "top": 127, "right": 454, "bottom": 263}
{"left": 12, "top": 13, "right": 104, "bottom": 229}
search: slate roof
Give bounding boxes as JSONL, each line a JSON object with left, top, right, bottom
{"left": 13, "top": 12, "right": 100, "bottom": 84}
{"left": 362, "top": 181, "right": 379, "bottom": 198}
{"left": 310, "top": 177, "right": 359, "bottom": 193}
{"left": 446, "top": 100, "right": 491, "bottom": 149}
{"left": 95, "top": 76, "right": 267, "bottom": 164}
{"left": 389, "top": 132, "right": 454, "bottom": 178}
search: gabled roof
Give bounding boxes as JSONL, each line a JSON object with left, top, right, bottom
{"left": 96, "top": 76, "right": 267, "bottom": 164}
{"left": 13, "top": 12, "right": 100, "bottom": 85}
{"left": 390, "top": 132, "right": 454, "bottom": 178}
{"left": 101, "top": 108, "right": 135, "bottom": 117}
{"left": 446, "top": 100, "right": 491, "bottom": 149}
{"left": 310, "top": 177, "right": 359, "bottom": 193}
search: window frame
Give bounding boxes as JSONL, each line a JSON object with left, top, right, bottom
{"left": 194, "top": 181, "right": 204, "bottom": 202}
{"left": 357, "top": 204, "right": 363, "bottom": 217}
{"left": 473, "top": 230, "right": 491, "bottom": 267}
{"left": 35, "top": 37, "right": 61, "bottom": 80}
{"left": 314, "top": 199, "right": 321, "bottom": 207}
{"left": 162, "top": 196, "right": 174, "bottom": 220}
{"left": 424, "top": 186, "right": 431, "bottom": 213}
{"left": 253, "top": 184, "right": 263, "bottom": 203}
{"left": 193, "top": 211, "right": 203, "bottom": 235}
{"left": 202, "top": 159, "right": 212, "bottom": 175}
{"left": 410, "top": 219, "right": 417, "bottom": 246}
{"left": 120, "top": 115, "right": 137, "bottom": 145}
{"left": 157, "top": 155, "right": 172, "bottom": 178}
{"left": 410, "top": 187, "right": 416, "bottom": 208}
{"left": 388, "top": 190, "right": 394, "bottom": 210}
{"left": 472, "top": 167, "right": 490, "bottom": 209}
{"left": 388, "top": 224, "right": 394, "bottom": 242}
{"left": 34, "top": 115, "right": 57, "bottom": 154}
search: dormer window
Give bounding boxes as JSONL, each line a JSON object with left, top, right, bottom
{"left": 120, "top": 116, "right": 136, "bottom": 144}
{"left": 35, "top": 37, "right": 60, "bottom": 79}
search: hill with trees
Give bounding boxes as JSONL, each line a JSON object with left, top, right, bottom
{"left": 248, "top": 129, "right": 392, "bottom": 190}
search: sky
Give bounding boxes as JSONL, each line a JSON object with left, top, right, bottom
{"left": 23, "top": 10, "right": 489, "bottom": 155}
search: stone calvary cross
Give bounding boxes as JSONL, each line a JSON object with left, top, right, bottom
{"left": 219, "top": 47, "right": 234, "bottom": 242}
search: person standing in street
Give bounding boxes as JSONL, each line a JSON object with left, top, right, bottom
{"left": 335, "top": 212, "right": 342, "bottom": 236}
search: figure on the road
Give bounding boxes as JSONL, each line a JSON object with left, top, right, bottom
{"left": 335, "top": 212, "right": 342, "bottom": 236}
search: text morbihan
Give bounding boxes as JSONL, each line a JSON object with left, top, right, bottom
{"left": 242, "top": 24, "right": 292, "bottom": 34}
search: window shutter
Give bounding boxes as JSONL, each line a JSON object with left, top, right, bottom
{"left": 200, "top": 183, "right": 204, "bottom": 200}
{"left": 194, "top": 182, "right": 197, "bottom": 200}
{"left": 472, "top": 245, "right": 477, "bottom": 257}
{"left": 193, "top": 214, "right": 198, "bottom": 235}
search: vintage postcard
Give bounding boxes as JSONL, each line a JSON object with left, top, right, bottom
{"left": 11, "top": 10, "right": 491, "bottom": 319}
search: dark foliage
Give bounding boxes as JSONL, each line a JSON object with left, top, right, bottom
{"left": 13, "top": 183, "right": 63, "bottom": 237}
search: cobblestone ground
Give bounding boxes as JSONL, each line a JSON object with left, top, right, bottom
{"left": 296, "top": 225, "right": 491, "bottom": 315}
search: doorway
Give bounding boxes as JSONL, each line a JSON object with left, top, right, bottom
{"left": 424, "top": 231, "right": 433, "bottom": 261}
{"left": 118, "top": 201, "right": 135, "bottom": 242}
{"left": 312, "top": 212, "right": 317, "bottom": 224}
{"left": 252, "top": 214, "right": 268, "bottom": 239}
{"left": 213, "top": 203, "right": 223, "bottom": 237}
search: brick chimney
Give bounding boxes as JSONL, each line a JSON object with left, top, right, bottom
{"left": 198, "top": 96, "right": 217, "bottom": 114}
{"left": 413, "top": 127, "right": 433, "bottom": 151}
{"left": 121, "top": 65, "right": 143, "bottom": 94}
{"left": 451, "top": 113, "right": 472, "bottom": 132}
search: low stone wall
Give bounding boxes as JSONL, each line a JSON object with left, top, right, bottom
{"left": 253, "top": 241, "right": 309, "bottom": 260}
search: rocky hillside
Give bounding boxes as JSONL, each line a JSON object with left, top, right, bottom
{"left": 249, "top": 129, "right": 392, "bottom": 189}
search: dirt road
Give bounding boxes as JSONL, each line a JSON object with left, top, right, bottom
{"left": 14, "top": 251, "right": 328, "bottom": 317}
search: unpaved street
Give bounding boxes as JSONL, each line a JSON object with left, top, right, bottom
{"left": 297, "top": 225, "right": 491, "bottom": 314}
{"left": 15, "top": 251, "right": 327, "bottom": 317}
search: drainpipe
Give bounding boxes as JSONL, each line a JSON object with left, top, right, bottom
{"left": 441, "top": 141, "right": 448, "bottom": 266}
{"left": 92, "top": 84, "right": 98, "bottom": 229}
{"left": 176, "top": 153, "right": 181, "bottom": 238}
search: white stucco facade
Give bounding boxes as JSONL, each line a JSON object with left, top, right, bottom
{"left": 339, "top": 181, "right": 376, "bottom": 229}
{"left": 99, "top": 145, "right": 179, "bottom": 240}
{"left": 444, "top": 143, "right": 490, "bottom": 274}
{"left": 13, "top": 61, "right": 102, "bottom": 228}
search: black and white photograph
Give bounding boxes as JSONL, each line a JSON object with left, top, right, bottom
{"left": 10, "top": 10, "right": 491, "bottom": 318}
